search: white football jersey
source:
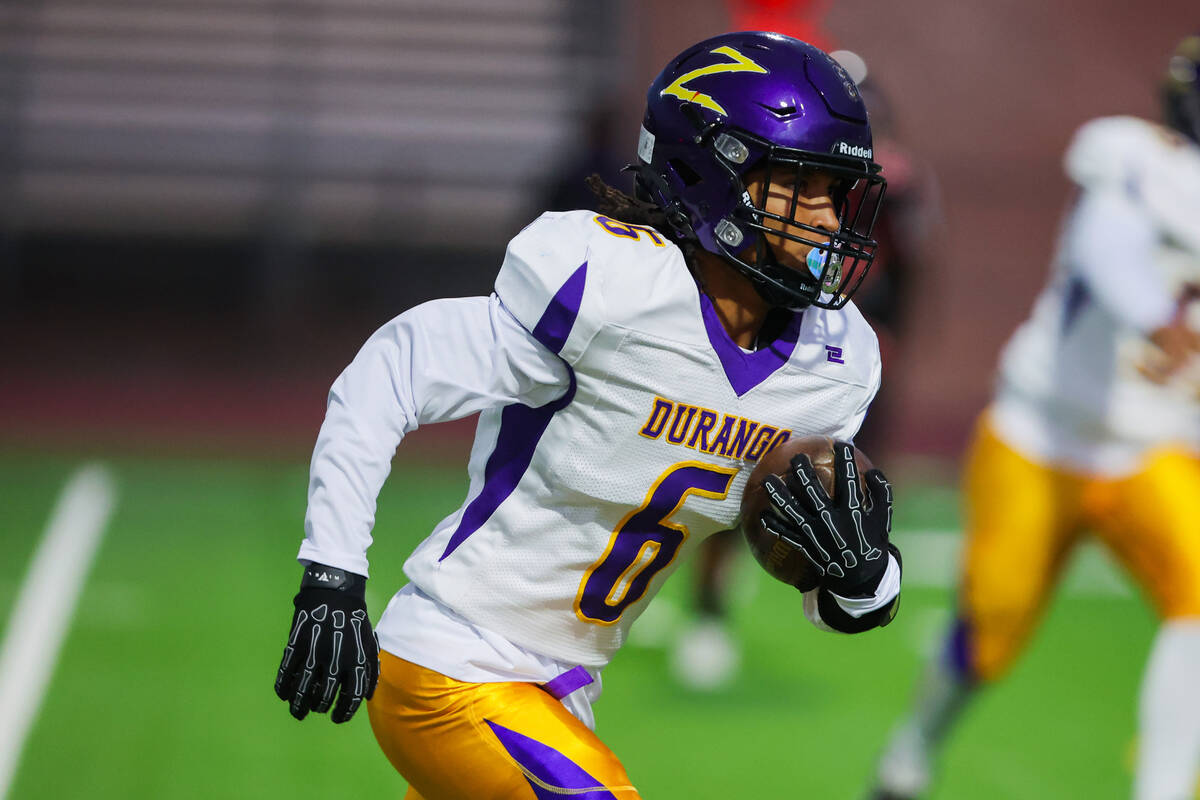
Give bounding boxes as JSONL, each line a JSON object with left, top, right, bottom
{"left": 301, "top": 210, "right": 882, "bottom": 669}
{"left": 993, "top": 117, "right": 1200, "bottom": 474}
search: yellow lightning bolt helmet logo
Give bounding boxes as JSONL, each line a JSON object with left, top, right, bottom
{"left": 660, "top": 46, "right": 769, "bottom": 117}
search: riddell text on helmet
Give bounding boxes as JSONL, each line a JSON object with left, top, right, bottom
{"left": 834, "top": 141, "right": 873, "bottom": 159}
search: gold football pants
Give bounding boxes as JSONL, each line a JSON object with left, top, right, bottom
{"left": 960, "top": 416, "right": 1200, "bottom": 681}
{"left": 367, "top": 651, "right": 641, "bottom": 799}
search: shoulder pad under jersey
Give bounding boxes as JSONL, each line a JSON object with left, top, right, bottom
{"left": 495, "top": 210, "right": 686, "bottom": 363}
{"left": 1066, "top": 116, "right": 1200, "bottom": 255}
{"left": 494, "top": 211, "right": 605, "bottom": 365}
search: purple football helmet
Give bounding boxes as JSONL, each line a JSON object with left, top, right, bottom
{"left": 1165, "top": 34, "right": 1200, "bottom": 144}
{"left": 636, "top": 31, "right": 886, "bottom": 310}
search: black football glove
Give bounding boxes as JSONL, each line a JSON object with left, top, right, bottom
{"left": 274, "top": 563, "right": 380, "bottom": 723}
{"left": 759, "top": 440, "right": 893, "bottom": 597}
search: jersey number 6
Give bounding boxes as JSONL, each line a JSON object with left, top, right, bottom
{"left": 575, "top": 461, "right": 737, "bottom": 624}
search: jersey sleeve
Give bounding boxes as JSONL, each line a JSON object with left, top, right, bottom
{"left": 494, "top": 211, "right": 607, "bottom": 366}
{"left": 1062, "top": 187, "right": 1175, "bottom": 333}
{"left": 1066, "top": 116, "right": 1200, "bottom": 258}
{"left": 1132, "top": 139, "right": 1200, "bottom": 256}
{"left": 298, "top": 294, "right": 571, "bottom": 577}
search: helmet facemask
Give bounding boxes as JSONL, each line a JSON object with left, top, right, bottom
{"left": 705, "top": 130, "right": 886, "bottom": 311}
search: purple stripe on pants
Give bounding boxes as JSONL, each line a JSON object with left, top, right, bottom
{"left": 484, "top": 719, "right": 620, "bottom": 799}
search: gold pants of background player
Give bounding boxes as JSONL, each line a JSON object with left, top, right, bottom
{"left": 368, "top": 651, "right": 641, "bottom": 800}
{"left": 961, "top": 416, "right": 1200, "bottom": 681}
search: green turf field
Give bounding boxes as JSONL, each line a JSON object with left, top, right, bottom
{"left": 0, "top": 451, "right": 1156, "bottom": 799}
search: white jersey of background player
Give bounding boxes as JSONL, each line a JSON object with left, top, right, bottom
{"left": 993, "top": 115, "right": 1200, "bottom": 472}
{"left": 275, "top": 32, "right": 904, "bottom": 800}
{"left": 871, "top": 36, "right": 1200, "bottom": 800}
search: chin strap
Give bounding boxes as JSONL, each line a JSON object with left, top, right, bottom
{"left": 738, "top": 237, "right": 815, "bottom": 311}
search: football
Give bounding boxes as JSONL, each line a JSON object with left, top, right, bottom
{"left": 740, "top": 435, "right": 873, "bottom": 591}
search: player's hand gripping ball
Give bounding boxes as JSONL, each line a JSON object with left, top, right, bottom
{"left": 741, "top": 436, "right": 892, "bottom": 594}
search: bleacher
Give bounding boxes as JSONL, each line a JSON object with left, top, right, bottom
{"left": 1, "top": 0, "right": 616, "bottom": 247}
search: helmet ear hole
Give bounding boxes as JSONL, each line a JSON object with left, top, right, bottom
{"left": 668, "top": 158, "right": 703, "bottom": 187}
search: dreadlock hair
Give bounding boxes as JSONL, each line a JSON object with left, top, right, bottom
{"left": 585, "top": 173, "right": 701, "bottom": 267}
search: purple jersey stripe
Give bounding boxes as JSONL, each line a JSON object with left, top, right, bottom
{"left": 541, "top": 665, "right": 594, "bottom": 700}
{"left": 697, "top": 289, "right": 804, "bottom": 397}
{"left": 438, "top": 377, "right": 576, "bottom": 561}
{"left": 531, "top": 260, "right": 588, "bottom": 355}
{"left": 1060, "top": 275, "right": 1090, "bottom": 335}
{"left": 438, "top": 263, "right": 587, "bottom": 562}
{"left": 484, "top": 719, "right": 620, "bottom": 799}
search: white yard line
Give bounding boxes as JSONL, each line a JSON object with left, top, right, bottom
{"left": 0, "top": 464, "right": 117, "bottom": 800}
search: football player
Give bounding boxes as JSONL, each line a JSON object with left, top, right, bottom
{"left": 871, "top": 34, "right": 1200, "bottom": 800}
{"left": 273, "top": 32, "right": 902, "bottom": 798}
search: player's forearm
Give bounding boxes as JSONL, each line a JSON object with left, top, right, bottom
{"left": 299, "top": 319, "right": 422, "bottom": 575}
{"left": 299, "top": 394, "right": 399, "bottom": 576}
{"left": 1068, "top": 189, "right": 1175, "bottom": 333}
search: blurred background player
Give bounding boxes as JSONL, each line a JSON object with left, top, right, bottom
{"left": 274, "top": 32, "right": 902, "bottom": 798}
{"left": 870, "top": 34, "right": 1200, "bottom": 800}
{"left": 672, "top": 47, "right": 942, "bottom": 691}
